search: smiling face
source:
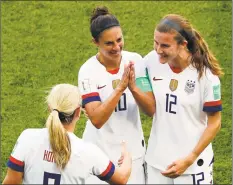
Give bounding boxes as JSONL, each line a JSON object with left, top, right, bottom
{"left": 154, "top": 30, "right": 182, "bottom": 64}
{"left": 94, "top": 26, "right": 124, "bottom": 62}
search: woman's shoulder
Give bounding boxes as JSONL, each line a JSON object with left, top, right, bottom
{"left": 122, "top": 50, "right": 142, "bottom": 60}
{"left": 69, "top": 134, "right": 103, "bottom": 157}
{"left": 16, "top": 128, "right": 47, "bottom": 144}
{"left": 201, "top": 67, "right": 220, "bottom": 83}
{"left": 143, "top": 50, "right": 159, "bottom": 60}
{"left": 78, "top": 55, "right": 103, "bottom": 77}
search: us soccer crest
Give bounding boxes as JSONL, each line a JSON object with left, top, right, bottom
{"left": 184, "top": 80, "right": 196, "bottom": 94}
{"left": 169, "top": 79, "right": 178, "bottom": 91}
{"left": 112, "top": 79, "right": 121, "bottom": 89}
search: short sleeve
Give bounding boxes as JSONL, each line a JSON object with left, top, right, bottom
{"left": 7, "top": 130, "right": 29, "bottom": 172}
{"left": 78, "top": 65, "right": 101, "bottom": 107}
{"left": 90, "top": 144, "right": 115, "bottom": 181}
{"left": 203, "top": 72, "right": 222, "bottom": 112}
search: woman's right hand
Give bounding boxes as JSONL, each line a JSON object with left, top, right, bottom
{"left": 118, "top": 141, "right": 132, "bottom": 167}
{"left": 116, "top": 63, "right": 132, "bottom": 92}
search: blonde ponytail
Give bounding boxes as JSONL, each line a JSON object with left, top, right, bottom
{"left": 45, "top": 84, "right": 81, "bottom": 169}
{"left": 46, "top": 111, "right": 71, "bottom": 169}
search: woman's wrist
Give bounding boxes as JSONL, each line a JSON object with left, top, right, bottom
{"left": 186, "top": 152, "right": 199, "bottom": 166}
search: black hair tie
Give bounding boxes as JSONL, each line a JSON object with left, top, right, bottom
{"left": 53, "top": 109, "right": 59, "bottom": 113}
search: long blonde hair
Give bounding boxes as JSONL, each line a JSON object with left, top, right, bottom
{"left": 156, "top": 14, "right": 224, "bottom": 79}
{"left": 45, "top": 84, "right": 81, "bottom": 169}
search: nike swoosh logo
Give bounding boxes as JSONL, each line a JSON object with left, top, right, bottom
{"left": 97, "top": 85, "right": 106, "bottom": 89}
{"left": 153, "top": 77, "right": 163, "bottom": 81}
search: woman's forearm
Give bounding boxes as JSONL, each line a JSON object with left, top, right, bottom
{"left": 130, "top": 87, "right": 156, "bottom": 117}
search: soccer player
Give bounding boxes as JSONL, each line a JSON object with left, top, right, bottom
{"left": 128, "top": 14, "right": 223, "bottom": 184}
{"left": 78, "top": 6, "right": 147, "bottom": 184}
{"left": 2, "top": 84, "right": 132, "bottom": 184}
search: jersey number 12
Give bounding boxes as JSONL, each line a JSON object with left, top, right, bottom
{"left": 165, "top": 93, "right": 177, "bottom": 114}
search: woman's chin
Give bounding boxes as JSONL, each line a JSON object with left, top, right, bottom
{"left": 159, "top": 57, "right": 167, "bottom": 64}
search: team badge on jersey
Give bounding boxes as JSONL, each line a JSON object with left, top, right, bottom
{"left": 169, "top": 79, "right": 178, "bottom": 91}
{"left": 184, "top": 80, "right": 196, "bottom": 94}
{"left": 112, "top": 79, "right": 120, "bottom": 89}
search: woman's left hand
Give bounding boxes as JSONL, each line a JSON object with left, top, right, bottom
{"left": 128, "top": 61, "right": 137, "bottom": 92}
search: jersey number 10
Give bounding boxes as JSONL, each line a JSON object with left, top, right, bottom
{"left": 165, "top": 94, "right": 177, "bottom": 114}
{"left": 115, "top": 93, "right": 127, "bottom": 112}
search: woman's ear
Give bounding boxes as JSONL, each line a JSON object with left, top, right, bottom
{"left": 74, "top": 107, "right": 81, "bottom": 120}
{"left": 92, "top": 38, "right": 99, "bottom": 47}
{"left": 48, "top": 105, "right": 52, "bottom": 113}
{"left": 181, "top": 40, "right": 188, "bottom": 48}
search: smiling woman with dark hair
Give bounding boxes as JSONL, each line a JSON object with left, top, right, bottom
{"left": 78, "top": 6, "right": 150, "bottom": 184}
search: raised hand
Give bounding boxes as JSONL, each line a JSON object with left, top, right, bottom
{"left": 128, "top": 61, "right": 137, "bottom": 92}
{"left": 115, "top": 63, "right": 132, "bottom": 92}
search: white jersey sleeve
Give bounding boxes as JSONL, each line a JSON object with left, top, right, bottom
{"left": 134, "top": 51, "right": 154, "bottom": 92}
{"left": 202, "top": 69, "right": 222, "bottom": 112}
{"left": 7, "top": 129, "right": 30, "bottom": 172}
{"left": 87, "top": 144, "right": 115, "bottom": 181}
{"left": 78, "top": 60, "right": 101, "bottom": 107}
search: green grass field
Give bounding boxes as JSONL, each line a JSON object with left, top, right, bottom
{"left": 1, "top": 1, "right": 232, "bottom": 184}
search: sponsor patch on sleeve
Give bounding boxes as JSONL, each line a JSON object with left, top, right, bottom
{"left": 213, "top": 84, "right": 221, "bottom": 100}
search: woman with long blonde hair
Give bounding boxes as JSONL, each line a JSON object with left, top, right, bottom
{"left": 3, "top": 84, "right": 132, "bottom": 184}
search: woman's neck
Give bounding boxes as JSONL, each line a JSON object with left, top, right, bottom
{"left": 169, "top": 51, "right": 191, "bottom": 70}
{"left": 97, "top": 53, "right": 122, "bottom": 70}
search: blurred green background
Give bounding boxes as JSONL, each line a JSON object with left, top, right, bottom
{"left": 1, "top": 1, "right": 232, "bottom": 184}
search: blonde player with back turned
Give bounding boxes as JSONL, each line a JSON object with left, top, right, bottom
{"left": 3, "top": 84, "right": 132, "bottom": 184}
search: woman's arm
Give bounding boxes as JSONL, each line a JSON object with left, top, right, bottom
{"left": 128, "top": 64, "right": 156, "bottom": 117}
{"left": 162, "top": 111, "right": 221, "bottom": 178}
{"left": 84, "top": 64, "right": 131, "bottom": 129}
{"left": 2, "top": 168, "right": 23, "bottom": 184}
{"left": 188, "top": 111, "right": 221, "bottom": 162}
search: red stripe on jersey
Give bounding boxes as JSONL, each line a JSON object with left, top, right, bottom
{"left": 204, "top": 100, "right": 222, "bottom": 107}
{"left": 9, "top": 156, "right": 24, "bottom": 166}
{"left": 107, "top": 68, "right": 119, "bottom": 74}
{"left": 82, "top": 92, "right": 99, "bottom": 99}
{"left": 100, "top": 161, "right": 113, "bottom": 177}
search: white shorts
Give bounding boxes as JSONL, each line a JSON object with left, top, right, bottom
{"left": 85, "top": 157, "right": 146, "bottom": 184}
{"left": 147, "top": 164, "right": 213, "bottom": 184}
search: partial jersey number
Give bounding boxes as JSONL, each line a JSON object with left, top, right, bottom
{"left": 115, "top": 93, "right": 127, "bottom": 112}
{"left": 43, "top": 171, "right": 61, "bottom": 185}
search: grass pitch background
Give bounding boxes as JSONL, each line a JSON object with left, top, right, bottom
{"left": 1, "top": 1, "right": 232, "bottom": 184}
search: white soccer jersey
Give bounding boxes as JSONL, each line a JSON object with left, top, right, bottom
{"left": 78, "top": 51, "right": 146, "bottom": 164}
{"left": 7, "top": 128, "right": 115, "bottom": 184}
{"left": 139, "top": 50, "right": 222, "bottom": 174}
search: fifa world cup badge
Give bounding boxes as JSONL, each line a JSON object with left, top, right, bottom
{"left": 169, "top": 79, "right": 178, "bottom": 91}
{"left": 112, "top": 79, "right": 121, "bottom": 89}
